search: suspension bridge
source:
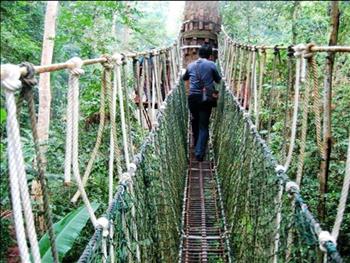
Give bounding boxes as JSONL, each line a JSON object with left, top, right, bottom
{"left": 1, "top": 2, "right": 350, "bottom": 263}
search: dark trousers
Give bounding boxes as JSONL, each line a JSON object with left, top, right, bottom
{"left": 188, "top": 94, "right": 212, "bottom": 158}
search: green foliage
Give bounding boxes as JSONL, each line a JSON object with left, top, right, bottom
{"left": 39, "top": 202, "right": 100, "bottom": 262}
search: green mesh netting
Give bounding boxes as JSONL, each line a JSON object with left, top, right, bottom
{"left": 78, "top": 81, "right": 188, "bottom": 262}
{"left": 212, "top": 83, "right": 342, "bottom": 263}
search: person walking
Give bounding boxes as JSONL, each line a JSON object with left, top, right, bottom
{"left": 183, "top": 44, "right": 221, "bottom": 161}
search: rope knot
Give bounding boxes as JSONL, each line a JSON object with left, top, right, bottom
{"left": 127, "top": 163, "right": 137, "bottom": 176}
{"left": 19, "top": 62, "right": 37, "bottom": 88}
{"left": 96, "top": 217, "right": 109, "bottom": 237}
{"left": 1, "top": 64, "right": 22, "bottom": 92}
{"left": 101, "top": 54, "right": 114, "bottom": 70}
{"left": 67, "top": 57, "right": 84, "bottom": 76}
{"left": 287, "top": 45, "right": 294, "bottom": 57}
{"left": 260, "top": 46, "right": 267, "bottom": 54}
{"left": 286, "top": 181, "right": 299, "bottom": 197}
{"left": 120, "top": 172, "right": 132, "bottom": 186}
{"left": 293, "top": 44, "right": 306, "bottom": 58}
{"left": 318, "top": 231, "right": 336, "bottom": 252}
{"left": 273, "top": 45, "right": 280, "bottom": 56}
{"left": 112, "top": 53, "right": 123, "bottom": 66}
{"left": 303, "top": 43, "right": 315, "bottom": 59}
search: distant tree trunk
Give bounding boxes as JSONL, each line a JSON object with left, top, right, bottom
{"left": 37, "top": 1, "right": 59, "bottom": 157}
{"left": 34, "top": 0, "right": 59, "bottom": 233}
{"left": 318, "top": 0, "right": 340, "bottom": 222}
{"left": 291, "top": 1, "right": 300, "bottom": 44}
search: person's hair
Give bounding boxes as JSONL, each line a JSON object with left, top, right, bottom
{"left": 198, "top": 44, "right": 213, "bottom": 59}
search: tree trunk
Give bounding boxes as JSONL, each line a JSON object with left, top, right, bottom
{"left": 37, "top": 1, "right": 59, "bottom": 158}
{"left": 291, "top": 1, "right": 300, "bottom": 44}
{"left": 318, "top": 0, "right": 340, "bottom": 222}
{"left": 34, "top": 0, "right": 59, "bottom": 233}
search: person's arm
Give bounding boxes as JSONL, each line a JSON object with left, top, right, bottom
{"left": 212, "top": 64, "right": 222, "bottom": 83}
{"left": 183, "top": 69, "right": 190, "bottom": 81}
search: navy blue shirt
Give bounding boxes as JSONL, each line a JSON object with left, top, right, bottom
{"left": 183, "top": 58, "right": 221, "bottom": 95}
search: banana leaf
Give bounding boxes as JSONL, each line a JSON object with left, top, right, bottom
{"left": 38, "top": 202, "right": 100, "bottom": 262}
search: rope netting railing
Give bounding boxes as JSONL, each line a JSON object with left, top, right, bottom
{"left": 214, "top": 27, "right": 349, "bottom": 262}
{"left": 78, "top": 81, "right": 188, "bottom": 262}
{"left": 1, "top": 41, "right": 184, "bottom": 262}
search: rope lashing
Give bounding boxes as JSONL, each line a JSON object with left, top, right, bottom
{"left": 1, "top": 64, "right": 33, "bottom": 263}
{"left": 19, "top": 62, "right": 59, "bottom": 263}
{"left": 64, "top": 57, "right": 98, "bottom": 227}
{"left": 283, "top": 44, "right": 305, "bottom": 171}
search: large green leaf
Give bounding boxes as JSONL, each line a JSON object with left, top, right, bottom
{"left": 39, "top": 202, "right": 100, "bottom": 262}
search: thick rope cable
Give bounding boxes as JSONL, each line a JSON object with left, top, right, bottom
{"left": 332, "top": 134, "right": 350, "bottom": 240}
{"left": 1, "top": 64, "right": 31, "bottom": 263}
{"left": 71, "top": 57, "right": 109, "bottom": 203}
{"left": 65, "top": 57, "right": 98, "bottom": 227}
{"left": 3, "top": 65, "right": 42, "bottom": 263}
{"left": 284, "top": 44, "right": 305, "bottom": 171}
{"left": 20, "top": 62, "right": 59, "bottom": 263}
{"left": 309, "top": 54, "right": 324, "bottom": 157}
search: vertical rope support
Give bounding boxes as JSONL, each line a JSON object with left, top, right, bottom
{"left": 114, "top": 54, "right": 130, "bottom": 167}
{"left": 71, "top": 58, "right": 108, "bottom": 203}
{"left": 284, "top": 44, "right": 305, "bottom": 171}
{"left": 332, "top": 134, "right": 350, "bottom": 240}
{"left": 66, "top": 57, "right": 98, "bottom": 227}
{"left": 236, "top": 46, "right": 245, "bottom": 100}
{"left": 256, "top": 48, "right": 266, "bottom": 128}
{"left": 249, "top": 47, "right": 257, "bottom": 116}
{"left": 232, "top": 45, "right": 240, "bottom": 93}
{"left": 2, "top": 64, "right": 41, "bottom": 263}
{"left": 296, "top": 49, "right": 313, "bottom": 186}
{"left": 243, "top": 47, "right": 252, "bottom": 110}
{"left": 281, "top": 46, "right": 294, "bottom": 162}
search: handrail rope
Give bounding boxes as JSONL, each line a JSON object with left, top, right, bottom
{"left": 220, "top": 25, "right": 350, "bottom": 52}
{"left": 20, "top": 62, "right": 59, "bottom": 263}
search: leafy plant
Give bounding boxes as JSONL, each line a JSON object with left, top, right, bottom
{"left": 38, "top": 202, "right": 100, "bottom": 262}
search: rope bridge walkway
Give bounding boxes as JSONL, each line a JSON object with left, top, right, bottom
{"left": 1, "top": 24, "right": 350, "bottom": 263}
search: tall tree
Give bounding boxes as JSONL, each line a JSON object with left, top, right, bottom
{"left": 37, "top": 1, "right": 59, "bottom": 158}
{"left": 318, "top": 0, "right": 340, "bottom": 222}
